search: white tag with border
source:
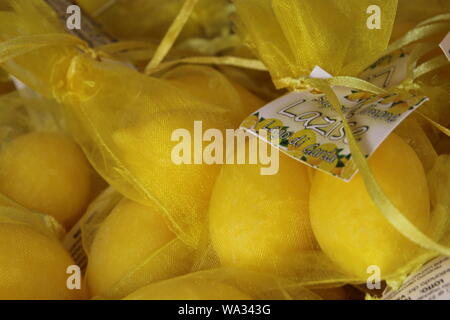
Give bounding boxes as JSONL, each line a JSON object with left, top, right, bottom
{"left": 359, "top": 50, "right": 408, "bottom": 89}
{"left": 240, "top": 52, "right": 426, "bottom": 181}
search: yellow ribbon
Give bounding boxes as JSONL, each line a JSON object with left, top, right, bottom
{"left": 0, "top": 34, "right": 87, "bottom": 64}
{"left": 417, "top": 112, "right": 450, "bottom": 137}
{"left": 408, "top": 53, "right": 450, "bottom": 137}
{"left": 386, "top": 20, "right": 450, "bottom": 55}
{"left": 266, "top": 66, "right": 450, "bottom": 257}
{"left": 416, "top": 13, "right": 450, "bottom": 27}
{"left": 413, "top": 55, "right": 449, "bottom": 80}
{"left": 382, "top": 13, "right": 450, "bottom": 137}
{"left": 144, "top": 0, "right": 200, "bottom": 73}
{"left": 98, "top": 41, "right": 156, "bottom": 55}
{"left": 145, "top": 55, "right": 267, "bottom": 76}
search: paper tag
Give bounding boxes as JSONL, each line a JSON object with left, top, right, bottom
{"left": 44, "top": 0, "right": 116, "bottom": 47}
{"left": 63, "top": 217, "right": 89, "bottom": 272}
{"left": 359, "top": 50, "right": 408, "bottom": 89}
{"left": 63, "top": 187, "right": 121, "bottom": 273}
{"left": 240, "top": 52, "right": 426, "bottom": 181}
{"left": 310, "top": 66, "right": 333, "bottom": 79}
{"left": 382, "top": 256, "right": 450, "bottom": 300}
{"left": 439, "top": 32, "right": 450, "bottom": 62}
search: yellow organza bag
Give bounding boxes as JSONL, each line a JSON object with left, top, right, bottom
{"left": 79, "top": 187, "right": 194, "bottom": 299}
{"left": 413, "top": 67, "right": 450, "bottom": 144}
{"left": 202, "top": 0, "right": 450, "bottom": 290}
{"left": 121, "top": 268, "right": 352, "bottom": 300}
{"left": 74, "top": 0, "right": 243, "bottom": 72}
{"left": 392, "top": 0, "right": 450, "bottom": 41}
{"left": 76, "top": 0, "right": 234, "bottom": 45}
{"left": 0, "top": 197, "right": 89, "bottom": 299}
{"left": 0, "top": 0, "right": 264, "bottom": 247}
{"left": 0, "top": 91, "right": 105, "bottom": 229}
{"left": 81, "top": 187, "right": 352, "bottom": 300}
{"left": 388, "top": 1, "right": 450, "bottom": 147}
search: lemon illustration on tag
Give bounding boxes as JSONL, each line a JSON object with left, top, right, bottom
{"left": 378, "top": 93, "right": 412, "bottom": 115}
{"left": 389, "top": 101, "right": 410, "bottom": 115}
{"left": 345, "top": 90, "right": 374, "bottom": 102}
{"left": 287, "top": 129, "right": 317, "bottom": 158}
{"left": 240, "top": 114, "right": 259, "bottom": 129}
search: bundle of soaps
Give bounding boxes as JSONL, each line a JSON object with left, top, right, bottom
{"left": 0, "top": 0, "right": 448, "bottom": 300}
{"left": 0, "top": 0, "right": 264, "bottom": 247}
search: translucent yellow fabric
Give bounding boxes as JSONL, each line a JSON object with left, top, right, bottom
{"left": 0, "top": 131, "right": 93, "bottom": 228}
{"left": 122, "top": 268, "right": 325, "bottom": 300}
{"left": 0, "top": 202, "right": 89, "bottom": 299}
{"left": 231, "top": 0, "right": 450, "bottom": 288}
{"left": 0, "top": 90, "right": 106, "bottom": 229}
{"left": 80, "top": 188, "right": 194, "bottom": 299}
{"left": 81, "top": 188, "right": 332, "bottom": 300}
{"left": 1, "top": 0, "right": 448, "bottom": 297}
{"left": 0, "top": 195, "right": 64, "bottom": 242}
{"left": 77, "top": 0, "right": 233, "bottom": 43}
{"left": 392, "top": 0, "right": 450, "bottom": 41}
{"left": 415, "top": 67, "right": 450, "bottom": 143}
{"left": 234, "top": 0, "right": 398, "bottom": 84}
{"left": 0, "top": 0, "right": 264, "bottom": 246}
{"left": 394, "top": 116, "right": 438, "bottom": 173}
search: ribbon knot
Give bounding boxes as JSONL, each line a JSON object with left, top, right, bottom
{"left": 77, "top": 45, "right": 104, "bottom": 62}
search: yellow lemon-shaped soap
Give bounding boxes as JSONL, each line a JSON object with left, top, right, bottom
{"left": 0, "top": 222, "right": 86, "bottom": 300}
{"left": 86, "top": 198, "right": 193, "bottom": 299}
{"left": 310, "top": 133, "right": 430, "bottom": 278}
{"left": 113, "top": 109, "right": 235, "bottom": 246}
{"left": 0, "top": 132, "right": 92, "bottom": 228}
{"left": 124, "top": 278, "right": 252, "bottom": 300}
{"left": 229, "top": 80, "right": 266, "bottom": 116}
{"left": 163, "top": 65, "right": 264, "bottom": 121}
{"left": 209, "top": 151, "right": 318, "bottom": 273}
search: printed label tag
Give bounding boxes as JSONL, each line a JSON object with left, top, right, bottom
{"left": 359, "top": 50, "right": 408, "bottom": 89}
{"left": 383, "top": 256, "right": 450, "bottom": 300}
{"left": 240, "top": 52, "right": 426, "bottom": 181}
{"left": 439, "top": 32, "right": 450, "bottom": 62}
{"left": 44, "top": 0, "right": 116, "bottom": 47}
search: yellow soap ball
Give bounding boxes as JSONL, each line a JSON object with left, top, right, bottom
{"left": 113, "top": 109, "right": 235, "bottom": 246}
{"left": 124, "top": 278, "right": 252, "bottom": 300}
{"left": 230, "top": 80, "right": 266, "bottom": 116}
{"left": 0, "top": 223, "right": 86, "bottom": 300}
{"left": 86, "top": 199, "right": 193, "bottom": 299}
{"left": 310, "top": 134, "right": 430, "bottom": 278}
{"left": 163, "top": 65, "right": 265, "bottom": 121}
{"left": 0, "top": 132, "right": 92, "bottom": 229}
{"left": 209, "top": 152, "right": 318, "bottom": 273}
